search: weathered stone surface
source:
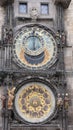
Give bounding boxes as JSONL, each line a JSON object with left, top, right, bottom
{"left": 64, "top": 7, "right": 73, "bottom": 126}
{"left": 0, "top": 87, "right": 3, "bottom": 127}
{"left": 0, "top": 0, "right": 14, "bottom": 6}
{"left": 64, "top": 0, "right": 73, "bottom": 46}
{"left": 54, "top": 0, "right": 71, "bottom": 9}
{"left": 0, "top": 6, "right": 5, "bottom": 40}
{"left": 64, "top": 47, "right": 73, "bottom": 70}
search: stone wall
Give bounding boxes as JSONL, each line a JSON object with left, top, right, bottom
{"left": 64, "top": 0, "right": 73, "bottom": 46}
{"left": 0, "top": 6, "right": 5, "bottom": 40}
{"left": 64, "top": 0, "right": 73, "bottom": 129}
{"left": 64, "top": 0, "right": 73, "bottom": 95}
{"left": 64, "top": 0, "right": 73, "bottom": 72}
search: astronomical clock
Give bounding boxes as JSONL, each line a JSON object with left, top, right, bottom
{"left": 0, "top": 0, "right": 71, "bottom": 129}
{"left": 13, "top": 24, "right": 57, "bottom": 70}
{"left": 12, "top": 24, "right": 58, "bottom": 124}
{"left": 14, "top": 80, "right": 57, "bottom": 124}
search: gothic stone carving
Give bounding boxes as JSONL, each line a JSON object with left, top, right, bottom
{"left": 56, "top": 31, "right": 66, "bottom": 46}
{"left": 0, "top": 0, "right": 14, "bottom": 6}
{"left": 57, "top": 93, "right": 70, "bottom": 111}
{"left": 54, "top": 0, "right": 71, "bottom": 8}
{"left": 30, "top": 7, "right": 39, "bottom": 21}
{"left": 0, "top": 95, "right": 6, "bottom": 109}
{"left": 3, "top": 26, "right": 13, "bottom": 44}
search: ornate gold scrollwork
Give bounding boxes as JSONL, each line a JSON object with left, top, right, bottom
{"left": 15, "top": 82, "right": 56, "bottom": 123}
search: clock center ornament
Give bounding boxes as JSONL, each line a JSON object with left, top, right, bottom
{"left": 13, "top": 24, "right": 57, "bottom": 69}
{"left": 22, "top": 31, "right": 45, "bottom": 56}
{"left": 14, "top": 82, "right": 56, "bottom": 124}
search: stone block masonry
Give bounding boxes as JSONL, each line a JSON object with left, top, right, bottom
{"left": 0, "top": 6, "right": 5, "bottom": 40}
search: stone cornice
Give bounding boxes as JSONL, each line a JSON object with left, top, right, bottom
{"left": 0, "top": 0, "right": 14, "bottom": 6}
{"left": 0, "top": 0, "right": 71, "bottom": 8}
{"left": 54, "top": 0, "right": 71, "bottom": 9}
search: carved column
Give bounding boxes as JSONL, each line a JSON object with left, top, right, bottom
{"left": 55, "top": 1, "right": 70, "bottom": 130}
{"left": 2, "top": 75, "right": 15, "bottom": 130}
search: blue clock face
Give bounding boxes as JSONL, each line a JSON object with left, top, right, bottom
{"left": 26, "top": 36, "right": 41, "bottom": 51}
{"left": 13, "top": 24, "right": 57, "bottom": 69}
{"left": 23, "top": 30, "right": 45, "bottom": 56}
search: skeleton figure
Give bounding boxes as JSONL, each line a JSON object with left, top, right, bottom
{"left": 7, "top": 87, "right": 15, "bottom": 109}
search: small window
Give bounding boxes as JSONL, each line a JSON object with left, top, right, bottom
{"left": 41, "top": 4, "right": 49, "bottom": 14}
{"left": 19, "top": 3, "right": 27, "bottom": 13}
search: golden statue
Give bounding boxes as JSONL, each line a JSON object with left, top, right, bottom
{"left": 7, "top": 87, "right": 15, "bottom": 109}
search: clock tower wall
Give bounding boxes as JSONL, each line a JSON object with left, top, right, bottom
{"left": 64, "top": 0, "right": 73, "bottom": 127}
{"left": 14, "top": 0, "right": 57, "bottom": 30}
{"left": 0, "top": 0, "right": 73, "bottom": 130}
{"left": 0, "top": 6, "right": 5, "bottom": 40}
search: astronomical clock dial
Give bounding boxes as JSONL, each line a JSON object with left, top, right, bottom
{"left": 14, "top": 82, "right": 56, "bottom": 124}
{"left": 13, "top": 24, "right": 57, "bottom": 69}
